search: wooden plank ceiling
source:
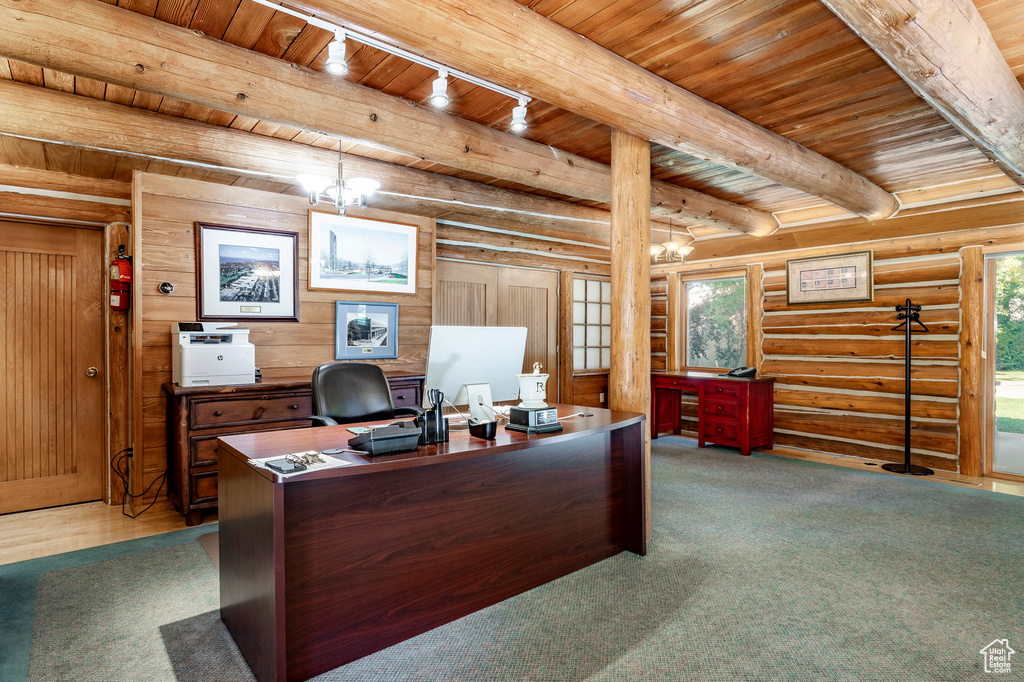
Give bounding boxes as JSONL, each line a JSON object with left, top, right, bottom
{"left": 0, "top": 0, "right": 1020, "bottom": 230}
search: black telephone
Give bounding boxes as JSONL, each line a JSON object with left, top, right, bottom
{"left": 726, "top": 366, "right": 756, "bottom": 378}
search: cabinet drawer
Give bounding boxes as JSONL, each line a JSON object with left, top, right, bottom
{"left": 704, "top": 418, "right": 738, "bottom": 442}
{"left": 190, "top": 421, "right": 313, "bottom": 467}
{"left": 190, "top": 394, "right": 312, "bottom": 429}
{"left": 705, "top": 382, "right": 741, "bottom": 398}
{"left": 390, "top": 383, "right": 421, "bottom": 408}
{"left": 655, "top": 377, "right": 698, "bottom": 391}
{"left": 192, "top": 470, "right": 218, "bottom": 505}
{"left": 703, "top": 398, "right": 739, "bottom": 419}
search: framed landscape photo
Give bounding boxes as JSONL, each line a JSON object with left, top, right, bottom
{"left": 335, "top": 301, "right": 399, "bottom": 359}
{"left": 309, "top": 211, "right": 418, "bottom": 294}
{"left": 786, "top": 250, "right": 874, "bottom": 306}
{"left": 195, "top": 222, "right": 299, "bottom": 322}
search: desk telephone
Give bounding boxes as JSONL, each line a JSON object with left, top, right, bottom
{"left": 726, "top": 366, "right": 757, "bottom": 378}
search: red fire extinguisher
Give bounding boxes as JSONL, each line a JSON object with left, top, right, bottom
{"left": 110, "top": 245, "right": 132, "bottom": 311}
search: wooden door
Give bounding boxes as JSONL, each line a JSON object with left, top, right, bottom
{"left": 435, "top": 260, "right": 558, "bottom": 386}
{"left": 0, "top": 220, "right": 105, "bottom": 513}
{"left": 434, "top": 260, "right": 498, "bottom": 326}
{"left": 497, "top": 267, "right": 557, "bottom": 376}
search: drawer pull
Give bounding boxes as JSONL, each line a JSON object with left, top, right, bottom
{"left": 716, "top": 426, "right": 723, "bottom": 433}
{"left": 395, "top": 395, "right": 406, "bottom": 400}
{"left": 716, "top": 405, "right": 723, "bottom": 411}
{"left": 213, "top": 410, "right": 222, "bottom": 417}
{"left": 253, "top": 406, "right": 265, "bottom": 420}
{"left": 289, "top": 404, "right": 299, "bottom": 410}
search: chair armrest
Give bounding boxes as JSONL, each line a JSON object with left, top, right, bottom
{"left": 308, "top": 414, "right": 340, "bottom": 427}
{"left": 395, "top": 406, "right": 424, "bottom": 419}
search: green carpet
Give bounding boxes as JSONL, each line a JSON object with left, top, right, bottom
{"left": 4, "top": 439, "right": 1023, "bottom": 681}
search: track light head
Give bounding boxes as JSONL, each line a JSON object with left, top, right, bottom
{"left": 430, "top": 70, "right": 450, "bottom": 107}
{"left": 510, "top": 98, "right": 528, "bottom": 133}
{"left": 325, "top": 32, "right": 348, "bottom": 75}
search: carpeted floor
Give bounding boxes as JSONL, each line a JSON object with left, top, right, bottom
{"left": 3, "top": 439, "right": 1023, "bottom": 681}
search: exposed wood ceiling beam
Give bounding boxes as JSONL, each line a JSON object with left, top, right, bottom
{"left": 0, "top": 79, "right": 612, "bottom": 239}
{"left": 0, "top": 0, "right": 777, "bottom": 236}
{"left": 287, "top": 0, "right": 899, "bottom": 221}
{"left": 821, "top": 0, "right": 1024, "bottom": 188}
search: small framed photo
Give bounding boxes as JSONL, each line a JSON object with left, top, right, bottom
{"left": 335, "top": 301, "right": 399, "bottom": 359}
{"left": 786, "top": 250, "right": 874, "bottom": 305}
{"left": 195, "top": 222, "right": 299, "bottom": 322}
{"left": 309, "top": 211, "right": 418, "bottom": 294}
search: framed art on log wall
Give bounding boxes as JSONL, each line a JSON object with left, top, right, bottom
{"left": 308, "top": 211, "right": 418, "bottom": 295}
{"left": 786, "top": 250, "right": 874, "bottom": 305}
{"left": 195, "top": 222, "right": 299, "bottom": 322}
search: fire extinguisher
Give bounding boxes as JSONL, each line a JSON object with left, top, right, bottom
{"left": 110, "top": 244, "right": 132, "bottom": 311}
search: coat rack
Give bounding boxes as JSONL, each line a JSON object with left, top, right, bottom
{"left": 882, "top": 299, "right": 933, "bottom": 476}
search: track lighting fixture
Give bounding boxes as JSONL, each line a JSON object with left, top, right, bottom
{"left": 430, "top": 68, "right": 450, "bottom": 107}
{"left": 324, "top": 30, "right": 348, "bottom": 76}
{"left": 246, "top": 0, "right": 531, "bottom": 129}
{"left": 510, "top": 97, "right": 528, "bottom": 133}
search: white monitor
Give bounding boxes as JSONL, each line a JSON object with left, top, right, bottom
{"left": 422, "top": 326, "right": 528, "bottom": 409}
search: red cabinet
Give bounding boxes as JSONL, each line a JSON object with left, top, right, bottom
{"left": 651, "top": 372, "right": 775, "bottom": 456}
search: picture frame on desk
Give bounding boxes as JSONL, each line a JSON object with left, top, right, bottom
{"left": 335, "top": 301, "right": 399, "bottom": 359}
{"left": 195, "top": 222, "right": 299, "bottom": 322}
{"left": 785, "top": 250, "right": 873, "bottom": 306}
{"left": 309, "top": 211, "right": 418, "bottom": 294}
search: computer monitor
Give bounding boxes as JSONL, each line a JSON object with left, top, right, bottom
{"left": 422, "top": 326, "right": 528, "bottom": 410}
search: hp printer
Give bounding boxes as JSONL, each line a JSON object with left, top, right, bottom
{"left": 172, "top": 322, "right": 255, "bottom": 386}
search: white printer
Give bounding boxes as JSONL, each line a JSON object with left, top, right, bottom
{"left": 172, "top": 322, "right": 256, "bottom": 386}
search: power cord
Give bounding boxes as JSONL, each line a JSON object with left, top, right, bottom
{"left": 110, "top": 447, "right": 167, "bottom": 518}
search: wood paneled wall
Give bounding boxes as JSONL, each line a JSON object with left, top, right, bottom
{"left": 132, "top": 173, "right": 434, "bottom": 497}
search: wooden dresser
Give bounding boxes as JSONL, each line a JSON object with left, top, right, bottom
{"left": 163, "top": 372, "right": 424, "bottom": 525}
{"left": 651, "top": 371, "right": 775, "bottom": 456}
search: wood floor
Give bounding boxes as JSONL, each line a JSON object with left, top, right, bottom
{"left": 1, "top": 443, "right": 1020, "bottom": 566}
{"left": 0, "top": 500, "right": 217, "bottom": 566}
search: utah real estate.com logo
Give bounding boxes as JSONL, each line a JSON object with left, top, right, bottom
{"left": 980, "top": 639, "right": 1015, "bottom": 674}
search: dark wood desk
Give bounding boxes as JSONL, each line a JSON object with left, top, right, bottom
{"left": 217, "top": 405, "right": 646, "bottom": 682}
{"left": 651, "top": 371, "right": 775, "bottom": 456}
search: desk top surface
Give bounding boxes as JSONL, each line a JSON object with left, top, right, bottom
{"left": 652, "top": 370, "right": 775, "bottom": 384}
{"left": 218, "top": 404, "right": 645, "bottom": 484}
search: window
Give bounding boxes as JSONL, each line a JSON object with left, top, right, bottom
{"left": 682, "top": 275, "right": 747, "bottom": 369}
{"left": 572, "top": 277, "right": 611, "bottom": 370}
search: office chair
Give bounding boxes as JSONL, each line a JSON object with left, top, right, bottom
{"left": 310, "top": 362, "right": 422, "bottom": 426}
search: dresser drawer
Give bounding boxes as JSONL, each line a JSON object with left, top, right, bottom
{"left": 190, "top": 394, "right": 312, "bottom": 429}
{"left": 192, "top": 470, "right": 218, "bottom": 505}
{"left": 704, "top": 418, "right": 738, "bottom": 443}
{"left": 704, "top": 382, "right": 741, "bottom": 398}
{"left": 190, "top": 421, "right": 313, "bottom": 467}
{"left": 702, "top": 398, "right": 739, "bottom": 419}
{"left": 389, "top": 380, "right": 422, "bottom": 408}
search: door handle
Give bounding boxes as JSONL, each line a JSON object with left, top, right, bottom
{"left": 85, "top": 367, "right": 99, "bottom": 378}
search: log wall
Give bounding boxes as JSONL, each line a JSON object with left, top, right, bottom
{"left": 132, "top": 173, "right": 434, "bottom": 497}
{"left": 763, "top": 252, "right": 960, "bottom": 471}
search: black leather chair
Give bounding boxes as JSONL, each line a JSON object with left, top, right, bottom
{"left": 310, "top": 362, "right": 422, "bottom": 426}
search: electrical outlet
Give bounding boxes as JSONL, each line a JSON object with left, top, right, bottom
{"left": 600, "top": 392, "right": 606, "bottom": 404}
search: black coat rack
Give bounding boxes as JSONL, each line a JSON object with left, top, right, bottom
{"left": 882, "top": 299, "right": 933, "bottom": 476}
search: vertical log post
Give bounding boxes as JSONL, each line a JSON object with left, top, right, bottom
{"left": 609, "top": 130, "right": 652, "bottom": 537}
{"left": 746, "top": 264, "right": 765, "bottom": 371}
{"left": 959, "top": 246, "right": 984, "bottom": 476}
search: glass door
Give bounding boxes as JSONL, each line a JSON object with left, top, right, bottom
{"left": 988, "top": 253, "right": 1024, "bottom": 476}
